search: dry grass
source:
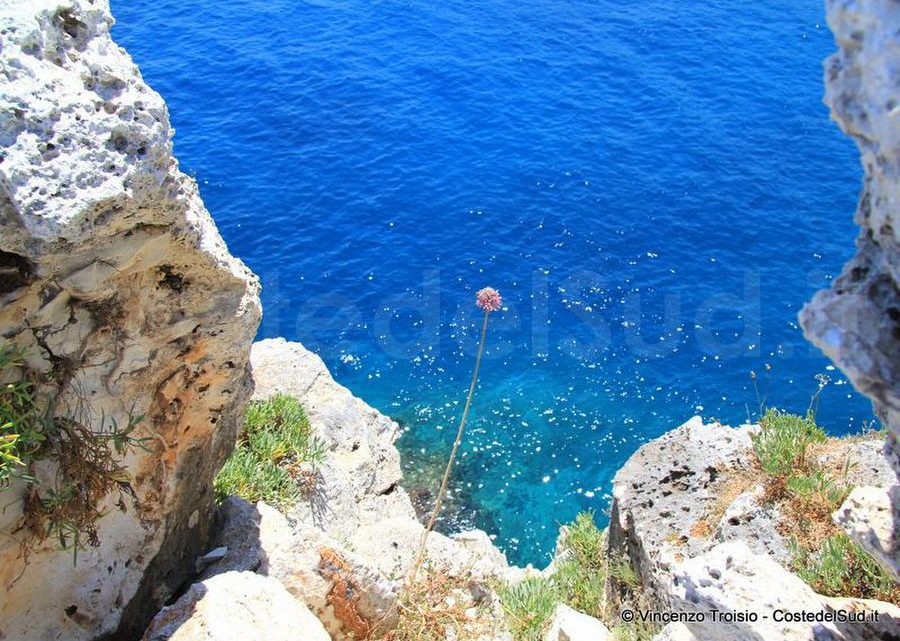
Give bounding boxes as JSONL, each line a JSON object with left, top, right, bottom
{"left": 687, "top": 464, "right": 760, "bottom": 541}
{"left": 777, "top": 486, "right": 843, "bottom": 551}
{"left": 385, "top": 567, "right": 499, "bottom": 641}
{"left": 17, "top": 405, "right": 149, "bottom": 562}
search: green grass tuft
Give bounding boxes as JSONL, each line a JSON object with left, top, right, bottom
{"left": 0, "top": 343, "right": 45, "bottom": 486}
{"left": 751, "top": 408, "right": 825, "bottom": 477}
{"left": 610, "top": 623, "right": 658, "bottom": 641}
{"left": 497, "top": 576, "right": 559, "bottom": 641}
{"left": 554, "top": 511, "right": 607, "bottom": 618}
{"left": 790, "top": 533, "right": 898, "bottom": 602}
{"left": 784, "top": 469, "right": 850, "bottom": 509}
{"left": 214, "top": 394, "right": 325, "bottom": 508}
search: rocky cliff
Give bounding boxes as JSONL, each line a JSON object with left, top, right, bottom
{"left": 604, "top": 417, "right": 899, "bottom": 641}
{"left": 0, "top": 1, "right": 261, "bottom": 639}
{"left": 150, "top": 339, "right": 520, "bottom": 640}
{"left": 1, "top": 0, "right": 897, "bottom": 639}
{"left": 800, "top": 0, "right": 900, "bottom": 579}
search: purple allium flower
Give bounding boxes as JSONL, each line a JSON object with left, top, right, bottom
{"left": 476, "top": 287, "right": 502, "bottom": 312}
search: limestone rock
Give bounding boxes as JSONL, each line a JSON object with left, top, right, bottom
{"left": 713, "top": 490, "right": 789, "bottom": 566}
{"left": 0, "top": 1, "right": 261, "bottom": 639}
{"left": 799, "top": 0, "right": 900, "bottom": 577}
{"left": 833, "top": 486, "right": 898, "bottom": 576}
{"left": 452, "top": 530, "right": 511, "bottom": 574}
{"left": 605, "top": 416, "right": 758, "bottom": 610}
{"left": 607, "top": 418, "right": 893, "bottom": 641}
{"left": 669, "top": 542, "right": 900, "bottom": 641}
{"left": 651, "top": 623, "right": 698, "bottom": 641}
{"left": 202, "top": 339, "right": 518, "bottom": 639}
{"left": 813, "top": 437, "right": 893, "bottom": 487}
{"left": 142, "top": 571, "right": 330, "bottom": 641}
{"left": 544, "top": 604, "right": 611, "bottom": 641}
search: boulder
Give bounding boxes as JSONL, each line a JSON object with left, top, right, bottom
{"left": 605, "top": 416, "right": 758, "bottom": 610}
{"left": 669, "top": 542, "right": 900, "bottom": 641}
{"left": 0, "top": 1, "right": 260, "bottom": 639}
{"left": 832, "top": 486, "right": 898, "bottom": 578}
{"left": 142, "top": 571, "right": 329, "bottom": 641}
{"left": 544, "top": 604, "right": 611, "bottom": 641}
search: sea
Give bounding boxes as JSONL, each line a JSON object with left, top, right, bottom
{"left": 112, "top": 0, "right": 870, "bottom": 566}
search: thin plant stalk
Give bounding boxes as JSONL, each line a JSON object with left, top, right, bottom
{"left": 408, "top": 308, "right": 492, "bottom": 584}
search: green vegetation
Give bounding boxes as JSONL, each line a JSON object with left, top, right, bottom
{"left": 610, "top": 624, "right": 658, "bottom": 641}
{"left": 1, "top": 342, "right": 151, "bottom": 560}
{"left": 790, "top": 533, "right": 898, "bottom": 602}
{"left": 553, "top": 511, "right": 607, "bottom": 617}
{"left": 497, "top": 512, "right": 608, "bottom": 640}
{"left": 751, "top": 408, "right": 826, "bottom": 476}
{"left": 751, "top": 407, "right": 851, "bottom": 523}
{"left": 214, "top": 394, "right": 325, "bottom": 508}
{"left": 0, "top": 343, "right": 45, "bottom": 485}
{"left": 784, "top": 469, "right": 850, "bottom": 509}
{"left": 497, "top": 576, "right": 560, "bottom": 641}
{"left": 496, "top": 511, "right": 656, "bottom": 640}
{"left": 750, "top": 402, "right": 897, "bottom": 603}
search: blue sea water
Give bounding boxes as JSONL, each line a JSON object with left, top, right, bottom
{"left": 113, "top": 0, "right": 870, "bottom": 565}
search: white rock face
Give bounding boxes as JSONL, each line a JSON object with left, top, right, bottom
{"left": 832, "top": 486, "right": 897, "bottom": 576}
{"left": 198, "top": 339, "right": 517, "bottom": 639}
{"left": 605, "top": 417, "right": 758, "bottom": 609}
{"left": 0, "top": 1, "right": 261, "bottom": 639}
{"left": 141, "top": 571, "right": 330, "bottom": 641}
{"left": 605, "top": 417, "right": 898, "bottom": 641}
{"left": 544, "top": 604, "right": 611, "bottom": 641}
{"left": 799, "top": 0, "right": 900, "bottom": 576}
{"left": 669, "top": 542, "right": 900, "bottom": 641}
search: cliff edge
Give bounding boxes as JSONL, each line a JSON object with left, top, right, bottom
{"left": 0, "top": 1, "right": 261, "bottom": 638}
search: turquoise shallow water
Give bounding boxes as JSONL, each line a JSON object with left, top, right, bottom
{"left": 113, "top": 0, "right": 870, "bottom": 565}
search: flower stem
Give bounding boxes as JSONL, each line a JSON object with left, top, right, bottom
{"left": 408, "top": 309, "right": 491, "bottom": 584}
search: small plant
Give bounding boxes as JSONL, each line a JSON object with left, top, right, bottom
{"left": 409, "top": 287, "right": 502, "bottom": 583}
{"left": 611, "top": 623, "right": 658, "bottom": 641}
{"left": 608, "top": 556, "right": 639, "bottom": 590}
{"left": 790, "top": 534, "right": 899, "bottom": 602}
{"left": 21, "top": 406, "right": 150, "bottom": 560}
{"left": 784, "top": 469, "right": 850, "bottom": 509}
{"left": 214, "top": 394, "right": 325, "bottom": 508}
{"left": 497, "top": 576, "right": 559, "bottom": 641}
{"left": 553, "top": 512, "right": 607, "bottom": 617}
{"left": 751, "top": 408, "right": 826, "bottom": 477}
{"left": 0, "top": 343, "right": 45, "bottom": 485}
{"left": 1, "top": 341, "right": 150, "bottom": 561}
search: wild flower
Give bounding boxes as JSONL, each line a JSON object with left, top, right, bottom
{"left": 408, "top": 287, "right": 501, "bottom": 584}
{"left": 475, "top": 287, "right": 502, "bottom": 312}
